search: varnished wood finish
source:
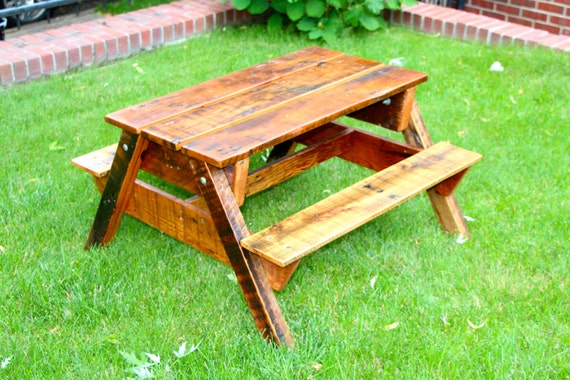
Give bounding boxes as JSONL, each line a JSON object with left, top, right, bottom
{"left": 245, "top": 127, "right": 354, "bottom": 197}
{"left": 403, "top": 101, "right": 475, "bottom": 237}
{"left": 85, "top": 131, "right": 149, "bottom": 248}
{"left": 71, "top": 144, "right": 117, "bottom": 178}
{"left": 350, "top": 87, "right": 417, "bottom": 131}
{"left": 240, "top": 142, "right": 482, "bottom": 267}
{"left": 189, "top": 159, "right": 294, "bottom": 346}
{"left": 182, "top": 65, "right": 427, "bottom": 167}
{"left": 74, "top": 47, "right": 482, "bottom": 345}
{"left": 105, "top": 47, "right": 346, "bottom": 133}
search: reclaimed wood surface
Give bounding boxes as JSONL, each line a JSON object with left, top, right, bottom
{"left": 403, "top": 101, "right": 475, "bottom": 237}
{"left": 71, "top": 144, "right": 117, "bottom": 178}
{"left": 190, "top": 159, "right": 294, "bottom": 346}
{"left": 85, "top": 131, "right": 149, "bottom": 248}
{"left": 350, "top": 87, "right": 417, "bottom": 131}
{"left": 103, "top": 46, "right": 426, "bottom": 168}
{"left": 105, "top": 46, "right": 345, "bottom": 133}
{"left": 143, "top": 55, "right": 383, "bottom": 150}
{"left": 240, "top": 142, "right": 482, "bottom": 267}
{"left": 182, "top": 65, "right": 426, "bottom": 167}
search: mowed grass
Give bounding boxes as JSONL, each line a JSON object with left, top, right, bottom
{"left": 1, "top": 24, "right": 569, "bottom": 378}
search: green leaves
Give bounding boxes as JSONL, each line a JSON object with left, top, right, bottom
{"left": 359, "top": 12, "right": 386, "bottom": 31}
{"left": 287, "top": 0, "right": 305, "bottom": 21}
{"left": 306, "top": 0, "right": 326, "bottom": 17}
{"left": 232, "top": 0, "right": 416, "bottom": 41}
{"left": 364, "top": 0, "right": 384, "bottom": 14}
{"left": 232, "top": 0, "right": 251, "bottom": 11}
{"left": 248, "top": 0, "right": 269, "bottom": 14}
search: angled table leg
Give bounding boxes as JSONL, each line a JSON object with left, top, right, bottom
{"left": 85, "top": 131, "right": 149, "bottom": 248}
{"left": 190, "top": 159, "right": 294, "bottom": 347}
{"left": 403, "top": 101, "right": 472, "bottom": 238}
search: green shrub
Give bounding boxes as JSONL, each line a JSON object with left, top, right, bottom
{"left": 231, "top": 0, "right": 417, "bottom": 42}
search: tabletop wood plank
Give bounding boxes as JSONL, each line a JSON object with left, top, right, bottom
{"left": 104, "top": 46, "right": 345, "bottom": 133}
{"left": 182, "top": 66, "right": 428, "bottom": 167}
{"left": 141, "top": 55, "right": 384, "bottom": 149}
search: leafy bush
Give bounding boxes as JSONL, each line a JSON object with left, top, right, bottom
{"left": 231, "top": 0, "right": 417, "bottom": 42}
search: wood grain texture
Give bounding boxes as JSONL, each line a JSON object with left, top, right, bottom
{"left": 182, "top": 66, "right": 427, "bottom": 167}
{"left": 85, "top": 131, "right": 149, "bottom": 248}
{"left": 241, "top": 142, "right": 482, "bottom": 267}
{"left": 105, "top": 46, "right": 345, "bottom": 133}
{"left": 142, "top": 56, "right": 384, "bottom": 150}
{"left": 190, "top": 159, "right": 294, "bottom": 346}
{"left": 350, "top": 87, "right": 417, "bottom": 131}
{"left": 245, "top": 127, "right": 354, "bottom": 197}
{"left": 71, "top": 144, "right": 117, "bottom": 178}
{"left": 403, "top": 101, "right": 476, "bottom": 237}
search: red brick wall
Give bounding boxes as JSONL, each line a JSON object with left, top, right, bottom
{"left": 463, "top": 0, "right": 570, "bottom": 36}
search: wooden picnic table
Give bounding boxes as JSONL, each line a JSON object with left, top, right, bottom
{"left": 73, "top": 46, "right": 481, "bottom": 346}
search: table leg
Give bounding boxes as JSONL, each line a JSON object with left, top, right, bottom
{"left": 403, "top": 101, "right": 471, "bottom": 238}
{"left": 190, "top": 159, "right": 294, "bottom": 347}
{"left": 85, "top": 131, "right": 149, "bottom": 248}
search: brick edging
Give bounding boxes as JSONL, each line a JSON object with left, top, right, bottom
{"left": 388, "top": 3, "right": 570, "bottom": 51}
{"left": 0, "top": 0, "right": 250, "bottom": 85}
{"left": 1, "top": 0, "right": 568, "bottom": 85}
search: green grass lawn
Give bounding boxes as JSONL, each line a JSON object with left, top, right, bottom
{"left": 1, "top": 24, "right": 569, "bottom": 378}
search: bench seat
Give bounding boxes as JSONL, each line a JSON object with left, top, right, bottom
{"left": 240, "top": 142, "right": 482, "bottom": 267}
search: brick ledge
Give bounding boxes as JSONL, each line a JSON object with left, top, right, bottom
{"left": 1, "top": 0, "right": 568, "bottom": 85}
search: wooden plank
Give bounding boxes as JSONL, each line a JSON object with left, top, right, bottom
{"left": 241, "top": 142, "right": 482, "bottom": 267}
{"left": 349, "top": 87, "right": 417, "bottom": 131}
{"left": 139, "top": 141, "right": 201, "bottom": 194}
{"left": 337, "top": 127, "right": 421, "bottom": 171}
{"left": 71, "top": 144, "right": 117, "bottom": 178}
{"left": 142, "top": 56, "right": 384, "bottom": 150}
{"left": 245, "top": 127, "right": 354, "bottom": 197}
{"left": 402, "top": 101, "right": 475, "bottom": 237}
{"left": 125, "top": 181, "right": 228, "bottom": 264}
{"left": 104, "top": 47, "right": 345, "bottom": 133}
{"left": 223, "top": 157, "right": 250, "bottom": 206}
{"left": 85, "top": 131, "right": 149, "bottom": 248}
{"left": 190, "top": 159, "right": 294, "bottom": 346}
{"left": 87, "top": 159, "right": 298, "bottom": 291}
{"left": 183, "top": 66, "right": 428, "bottom": 167}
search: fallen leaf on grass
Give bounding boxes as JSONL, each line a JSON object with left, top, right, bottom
{"left": 133, "top": 63, "right": 144, "bottom": 74}
{"left": 490, "top": 61, "right": 504, "bottom": 72}
{"left": 468, "top": 319, "right": 486, "bottom": 330}
{"left": 312, "top": 362, "right": 323, "bottom": 371}
{"left": 383, "top": 321, "right": 400, "bottom": 331}
{"left": 370, "top": 275, "right": 377, "bottom": 289}
{"left": 0, "top": 245, "right": 5, "bottom": 253}
{"left": 173, "top": 341, "right": 201, "bottom": 358}
{"left": 456, "top": 234, "right": 469, "bottom": 244}
{"left": 145, "top": 353, "right": 160, "bottom": 363}
{"left": 118, "top": 350, "right": 149, "bottom": 368}
{"left": 49, "top": 141, "right": 65, "bottom": 151}
{"left": 1, "top": 357, "right": 12, "bottom": 369}
{"left": 388, "top": 57, "right": 405, "bottom": 67}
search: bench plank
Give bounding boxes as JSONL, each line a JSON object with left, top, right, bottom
{"left": 71, "top": 144, "right": 117, "bottom": 178}
{"left": 240, "top": 142, "right": 482, "bottom": 267}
